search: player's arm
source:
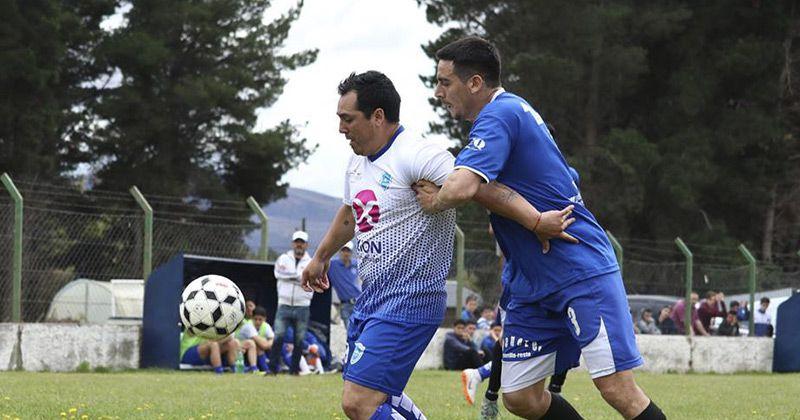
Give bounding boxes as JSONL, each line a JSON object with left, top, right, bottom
{"left": 301, "top": 205, "right": 355, "bottom": 293}
{"left": 252, "top": 335, "right": 273, "bottom": 351}
{"left": 414, "top": 170, "right": 577, "bottom": 251}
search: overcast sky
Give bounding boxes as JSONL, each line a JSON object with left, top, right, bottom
{"left": 257, "top": 0, "right": 451, "bottom": 198}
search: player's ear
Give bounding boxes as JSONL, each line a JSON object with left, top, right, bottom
{"left": 468, "top": 75, "right": 484, "bottom": 94}
{"left": 371, "top": 107, "right": 385, "bottom": 126}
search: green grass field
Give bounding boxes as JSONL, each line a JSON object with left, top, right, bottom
{"left": 0, "top": 370, "right": 798, "bottom": 419}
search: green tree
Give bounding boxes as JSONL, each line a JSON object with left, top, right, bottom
{"left": 0, "top": 0, "right": 117, "bottom": 179}
{"left": 92, "top": 0, "right": 317, "bottom": 203}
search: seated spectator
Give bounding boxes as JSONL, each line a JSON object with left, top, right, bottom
{"left": 244, "top": 299, "right": 256, "bottom": 321}
{"left": 656, "top": 306, "right": 677, "bottom": 335}
{"left": 716, "top": 310, "right": 740, "bottom": 336}
{"left": 670, "top": 292, "right": 710, "bottom": 336}
{"left": 444, "top": 320, "right": 484, "bottom": 370}
{"left": 697, "top": 291, "right": 727, "bottom": 333}
{"left": 280, "top": 327, "right": 329, "bottom": 375}
{"left": 637, "top": 308, "right": 661, "bottom": 334}
{"left": 754, "top": 297, "right": 773, "bottom": 337}
{"left": 461, "top": 295, "right": 478, "bottom": 322}
{"left": 480, "top": 321, "right": 502, "bottom": 361}
{"left": 236, "top": 306, "right": 274, "bottom": 372}
{"left": 179, "top": 332, "right": 239, "bottom": 374}
{"left": 476, "top": 306, "right": 496, "bottom": 330}
{"left": 631, "top": 309, "right": 641, "bottom": 334}
{"left": 730, "top": 300, "right": 750, "bottom": 322}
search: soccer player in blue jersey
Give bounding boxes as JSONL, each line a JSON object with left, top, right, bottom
{"left": 416, "top": 37, "right": 666, "bottom": 420}
{"left": 301, "top": 71, "right": 577, "bottom": 420}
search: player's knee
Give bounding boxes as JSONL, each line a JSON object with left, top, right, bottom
{"left": 595, "top": 374, "right": 634, "bottom": 406}
{"left": 503, "top": 389, "right": 548, "bottom": 418}
{"left": 341, "top": 398, "right": 367, "bottom": 419}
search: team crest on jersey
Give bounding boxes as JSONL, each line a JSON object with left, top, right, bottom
{"left": 353, "top": 189, "right": 380, "bottom": 232}
{"left": 350, "top": 342, "right": 366, "bottom": 365}
{"left": 379, "top": 172, "right": 392, "bottom": 190}
{"left": 466, "top": 137, "right": 485, "bottom": 151}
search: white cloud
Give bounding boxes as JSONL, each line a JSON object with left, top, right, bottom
{"left": 257, "top": 0, "right": 452, "bottom": 198}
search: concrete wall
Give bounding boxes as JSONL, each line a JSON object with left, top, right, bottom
{"left": 331, "top": 326, "right": 775, "bottom": 374}
{"left": 0, "top": 323, "right": 140, "bottom": 372}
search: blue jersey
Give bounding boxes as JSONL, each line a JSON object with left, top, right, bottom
{"left": 328, "top": 257, "right": 361, "bottom": 302}
{"left": 455, "top": 90, "right": 618, "bottom": 303}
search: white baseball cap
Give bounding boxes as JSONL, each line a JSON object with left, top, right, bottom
{"left": 342, "top": 241, "right": 354, "bottom": 251}
{"left": 292, "top": 231, "right": 309, "bottom": 242}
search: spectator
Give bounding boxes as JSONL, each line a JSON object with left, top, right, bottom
{"left": 716, "top": 310, "right": 740, "bottom": 336}
{"left": 444, "top": 320, "right": 484, "bottom": 370}
{"left": 656, "top": 306, "right": 677, "bottom": 335}
{"left": 730, "top": 300, "right": 750, "bottom": 323}
{"left": 637, "top": 309, "right": 661, "bottom": 335}
{"left": 670, "top": 292, "right": 710, "bottom": 336}
{"left": 476, "top": 306, "right": 495, "bottom": 330}
{"left": 244, "top": 300, "right": 256, "bottom": 321}
{"left": 237, "top": 306, "right": 274, "bottom": 372}
{"left": 697, "top": 291, "right": 727, "bottom": 333}
{"left": 281, "top": 327, "right": 329, "bottom": 375}
{"left": 269, "top": 230, "right": 313, "bottom": 375}
{"left": 481, "top": 321, "right": 502, "bottom": 361}
{"left": 754, "top": 297, "right": 773, "bottom": 337}
{"left": 179, "top": 333, "right": 239, "bottom": 374}
{"left": 461, "top": 295, "right": 478, "bottom": 322}
{"left": 631, "top": 309, "right": 641, "bottom": 334}
{"left": 327, "top": 241, "right": 361, "bottom": 328}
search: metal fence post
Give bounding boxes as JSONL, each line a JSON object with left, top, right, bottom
{"left": 455, "top": 225, "right": 465, "bottom": 319}
{"left": 246, "top": 196, "right": 269, "bottom": 261}
{"left": 675, "top": 237, "right": 693, "bottom": 336}
{"left": 130, "top": 186, "right": 153, "bottom": 282}
{"left": 606, "top": 230, "right": 623, "bottom": 278}
{"left": 738, "top": 244, "right": 757, "bottom": 336}
{"left": 1, "top": 173, "right": 22, "bottom": 322}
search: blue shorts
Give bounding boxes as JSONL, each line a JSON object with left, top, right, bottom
{"left": 343, "top": 316, "right": 438, "bottom": 396}
{"left": 501, "top": 271, "right": 641, "bottom": 392}
{"left": 180, "top": 345, "right": 230, "bottom": 367}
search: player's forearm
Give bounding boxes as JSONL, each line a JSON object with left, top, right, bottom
{"left": 314, "top": 205, "right": 355, "bottom": 261}
{"left": 433, "top": 169, "right": 481, "bottom": 211}
{"left": 474, "top": 182, "right": 541, "bottom": 231}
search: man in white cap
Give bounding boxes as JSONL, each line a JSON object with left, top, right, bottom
{"left": 327, "top": 241, "right": 361, "bottom": 328}
{"left": 268, "top": 230, "right": 313, "bottom": 374}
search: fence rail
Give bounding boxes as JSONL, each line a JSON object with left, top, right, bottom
{"left": 1, "top": 173, "right": 798, "bottom": 328}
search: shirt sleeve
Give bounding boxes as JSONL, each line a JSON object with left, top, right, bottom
{"left": 343, "top": 155, "right": 354, "bottom": 206}
{"left": 274, "top": 254, "right": 297, "bottom": 280}
{"left": 237, "top": 323, "right": 257, "bottom": 340}
{"left": 411, "top": 142, "right": 455, "bottom": 186}
{"left": 454, "top": 114, "right": 513, "bottom": 183}
{"left": 264, "top": 323, "right": 275, "bottom": 339}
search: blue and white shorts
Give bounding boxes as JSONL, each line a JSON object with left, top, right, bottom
{"left": 501, "top": 271, "right": 642, "bottom": 393}
{"left": 342, "top": 316, "right": 439, "bottom": 396}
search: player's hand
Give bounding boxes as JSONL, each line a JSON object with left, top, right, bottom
{"left": 412, "top": 179, "right": 441, "bottom": 214}
{"left": 535, "top": 205, "right": 578, "bottom": 254}
{"left": 301, "top": 257, "right": 330, "bottom": 293}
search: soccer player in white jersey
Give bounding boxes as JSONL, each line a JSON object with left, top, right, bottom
{"left": 301, "top": 71, "right": 577, "bottom": 420}
{"left": 416, "top": 37, "right": 666, "bottom": 420}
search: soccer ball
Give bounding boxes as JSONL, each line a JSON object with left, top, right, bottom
{"left": 179, "top": 274, "right": 245, "bottom": 340}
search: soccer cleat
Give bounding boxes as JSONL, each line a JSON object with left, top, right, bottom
{"left": 479, "top": 398, "right": 499, "bottom": 420}
{"left": 461, "top": 368, "right": 481, "bottom": 405}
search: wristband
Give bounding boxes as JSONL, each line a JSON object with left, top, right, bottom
{"left": 532, "top": 213, "right": 542, "bottom": 232}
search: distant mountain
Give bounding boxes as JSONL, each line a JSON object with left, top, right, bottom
{"left": 245, "top": 187, "right": 342, "bottom": 256}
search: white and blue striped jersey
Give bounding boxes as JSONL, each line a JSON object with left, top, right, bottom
{"left": 343, "top": 126, "right": 456, "bottom": 325}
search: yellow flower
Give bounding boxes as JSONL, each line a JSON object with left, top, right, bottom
{"left": 69, "top": 408, "right": 78, "bottom": 413}
{"left": 60, "top": 413, "right": 67, "bottom": 417}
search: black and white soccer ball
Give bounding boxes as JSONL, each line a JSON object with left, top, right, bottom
{"left": 179, "top": 274, "right": 245, "bottom": 340}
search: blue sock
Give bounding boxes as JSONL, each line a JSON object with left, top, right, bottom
{"left": 390, "top": 393, "right": 426, "bottom": 420}
{"left": 369, "top": 402, "right": 402, "bottom": 420}
{"left": 478, "top": 361, "right": 492, "bottom": 381}
{"left": 214, "top": 366, "right": 224, "bottom": 375}
{"left": 257, "top": 354, "right": 269, "bottom": 372}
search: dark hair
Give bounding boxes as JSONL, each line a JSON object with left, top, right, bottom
{"left": 337, "top": 71, "right": 400, "bottom": 123}
{"left": 706, "top": 291, "right": 716, "bottom": 299}
{"left": 728, "top": 310, "right": 738, "bottom": 317}
{"left": 436, "top": 36, "right": 501, "bottom": 87}
{"left": 730, "top": 300, "right": 740, "bottom": 308}
{"left": 253, "top": 306, "right": 267, "bottom": 318}
{"left": 465, "top": 295, "right": 478, "bottom": 303}
{"left": 480, "top": 305, "right": 494, "bottom": 314}
{"left": 453, "top": 319, "right": 467, "bottom": 327}
{"left": 465, "top": 320, "right": 477, "bottom": 327}
{"left": 761, "top": 297, "right": 770, "bottom": 304}
{"left": 642, "top": 308, "right": 652, "bottom": 315}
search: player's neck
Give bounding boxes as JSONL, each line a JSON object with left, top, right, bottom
{"left": 366, "top": 123, "right": 401, "bottom": 156}
{"left": 465, "top": 87, "right": 502, "bottom": 122}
